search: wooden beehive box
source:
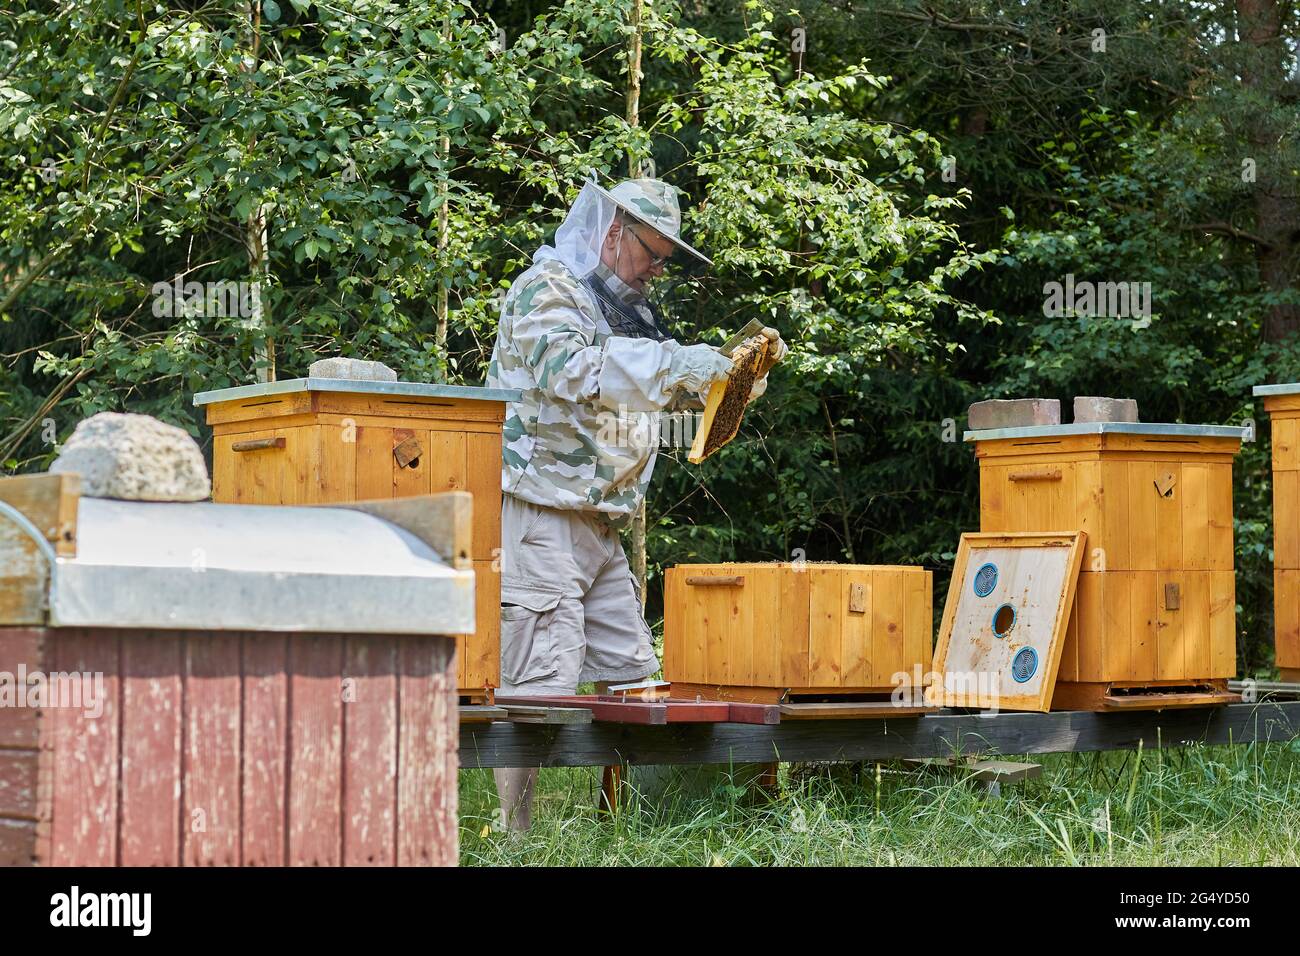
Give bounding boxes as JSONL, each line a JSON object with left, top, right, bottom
{"left": 663, "top": 563, "right": 932, "bottom": 704}
{"left": 0, "top": 474, "right": 467, "bottom": 866}
{"left": 1254, "top": 384, "right": 1300, "bottom": 681}
{"left": 195, "top": 378, "right": 518, "bottom": 703}
{"left": 969, "top": 421, "right": 1243, "bottom": 709}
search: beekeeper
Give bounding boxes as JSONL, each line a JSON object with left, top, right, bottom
{"left": 485, "top": 175, "right": 786, "bottom": 830}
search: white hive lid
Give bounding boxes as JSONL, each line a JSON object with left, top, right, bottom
{"left": 47, "top": 498, "right": 473, "bottom": 635}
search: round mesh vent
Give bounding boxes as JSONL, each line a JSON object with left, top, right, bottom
{"left": 1011, "top": 646, "right": 1038, "bottom": 683}
{"left": 973, "top": 562, "right": 998, "bottom": 598}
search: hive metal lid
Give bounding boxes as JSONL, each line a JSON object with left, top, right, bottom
{"left": 192, "top": 376, "right": 521, "bottom": 406}
{"left": 1253, "top": 383, "right": 1300, "bottom": 396}
{"left": 47, "top": 498, "right": 474, "bottom": 635}
{"left": 964, "top": 422, "right": 1248, "bottom": 442}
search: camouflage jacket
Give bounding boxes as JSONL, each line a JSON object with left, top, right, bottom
{"left": 486, "top": 257, "right": 702, "bottom": 527}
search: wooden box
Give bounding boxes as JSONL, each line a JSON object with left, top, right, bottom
{"left": 970, "top": 422, "right": 1243, "bottom": 707}
{"left": 663, "top": 563, "right": 933, "bottom": 703}
{"left": 1254, "top": 384, "right": 1300, "bottom": 681}
{"left": 196, "top": 379, "right": 517, "bottom": 701}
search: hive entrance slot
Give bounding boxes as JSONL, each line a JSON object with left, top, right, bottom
{"left": 1107, "top": 683, "right": 1214, "bottom": 698}
{"left": 784, "top": 691, "right": 900, "bottom": 705}
{"left": 992, "top": 603, "right": 1016, "bottom": 638}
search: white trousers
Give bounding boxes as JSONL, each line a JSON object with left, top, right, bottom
{"left": 497, "top": 494, "right": 658, "bottom": 695}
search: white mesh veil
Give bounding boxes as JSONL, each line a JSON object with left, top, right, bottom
{"left": 531, "top": 177, "right": 617, "bottom": 280}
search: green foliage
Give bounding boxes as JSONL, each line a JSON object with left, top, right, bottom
{"left": 0, "top": 0, "right": 647, "bottom": 453}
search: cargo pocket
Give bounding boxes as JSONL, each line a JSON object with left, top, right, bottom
{"left": 499, "top": 582, "right": 565, "bottom": 686}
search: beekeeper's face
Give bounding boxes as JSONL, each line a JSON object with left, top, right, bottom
{"left": 603, "top": 217, "right": 676, "bottom": 294}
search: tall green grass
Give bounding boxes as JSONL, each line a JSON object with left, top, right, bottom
{"left": 460, "top": 740, "right": 1300, "bottom": 865}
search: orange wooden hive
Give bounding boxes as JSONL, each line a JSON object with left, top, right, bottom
{"left": 968, "top": 421, "right": 1243, "bottom": 709}
{"left": 195, "top": 377, "right": 517, "bottom": 703}
{"left": 663, "top": 563, "right": 933, "bottom": 706}
{"left": 1253, "top": 383, "right": 1300, "bottom": 681}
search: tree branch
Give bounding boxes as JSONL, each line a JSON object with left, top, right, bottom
{"left": 0, "top": 242, "right": 73, "bottom": 317}
{"left": 1184, "top": 221, "right": 1277, "bottom": 249}
{"left": 875, "top": 7, "right": 1028, "bottom": 38}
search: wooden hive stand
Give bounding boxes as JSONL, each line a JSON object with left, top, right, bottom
{"left": 196, "top": 378, "right": 518, "bottom": 705}
{"left": 662, "top": 562, "right": 935, "bottom": 718}
{"left": 968, "top": 421, "right": 1244, "bottom": 710}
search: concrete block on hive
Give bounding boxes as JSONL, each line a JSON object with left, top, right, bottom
{"left": 308, "top": 356, "right": 397, "bottom": 381}
{"left": 967, "top": 398, "right": 1060, "bottom": 430}
{"left": 50, "top": 412, "right": 210, "bottom": 501}
{"left": 1073, "top": 396, "right": 1139, "bottom": 423}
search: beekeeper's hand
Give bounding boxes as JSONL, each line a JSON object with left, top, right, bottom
{"left": 747, "top": 327, "right": 786, "bottom": 404}
{"left": 668, "top": 344, "right": 733, "bottom": 394}
{"left": 761, "top": 326, "right": 789, "bottom": 363}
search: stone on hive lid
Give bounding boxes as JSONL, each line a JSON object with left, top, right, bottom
{"left": 967, "top": 398, "right": 1061, "bottom": 430}
{"left": 49, "top": 412, "right": 210, "bottom": 501}
{"left": 1073, "top": 396, "right": 1139, "bottom": 424}
{"left": 308, "top": 356, "right": 397, "bottom": 381}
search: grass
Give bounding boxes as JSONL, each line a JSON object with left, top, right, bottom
{"left": 459, "top": 739, "right": 1300, "bottom": 865}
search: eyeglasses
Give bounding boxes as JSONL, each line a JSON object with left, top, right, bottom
{"left": 625, "top": 226, "right": 673, "bottom": 269}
